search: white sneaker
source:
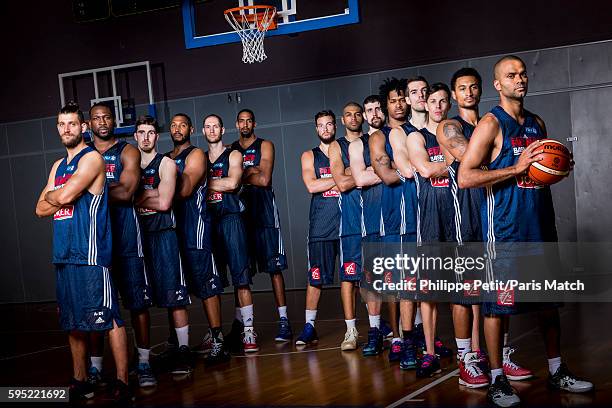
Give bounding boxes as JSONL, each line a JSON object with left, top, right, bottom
{"left": 341, "top": 327, "right": 358, "bottom": 351}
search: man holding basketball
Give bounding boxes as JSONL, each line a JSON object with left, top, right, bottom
{"left": 459, "top": 55, "right": 592, "bottom": 407}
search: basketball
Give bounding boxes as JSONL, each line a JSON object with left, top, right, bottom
{"left": 528, "top": 139, "right": 571, "bottom": 185}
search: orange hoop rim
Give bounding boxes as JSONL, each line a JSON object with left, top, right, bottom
{"left": 224, "top": 5, "right": 277, "bottom": 29}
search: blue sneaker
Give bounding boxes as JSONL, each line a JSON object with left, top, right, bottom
{"left": 295, "top": 323, "right": 318, "bottom": 345}
{"left": 362, "top": 327, "right": 383, "bottom": 356}
{"left": 388, "top": 338, "right": 403, "bottom": 362}
{"left": 137, "top": 362, "right": 157, "bottom": 387}
{"left": 400, "top": 338, "right": 417, "bottom": 370}
{"left": 434, "top": 337, "right": 453, "bottom": 358}
{"left": 416, "top": 353, "right": 442, "bottom": 378}
{"left": 87, "top": 366, "right": 103, "bottom": 387}
{"left": 275, "top": 317, "right": 293, "bottom": 342}
{"left": 380, "top": 319, "right": 393, "bottom": 340}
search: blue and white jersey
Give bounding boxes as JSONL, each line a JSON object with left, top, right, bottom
{"left": 167, "top": 145, "right": 208, "bottom": 250}
{"left": 308, "top": 146, "right": 340, "bottom": 242}
{"left": 483, "top": 106, "right": 557, "bottom": 243}
{"left": 206, "top": 148, "right": 245, "bottom": 218}
{"left": 52, "top": 146, "right": 112, "bottom": 266}
{"left": 337, "top": 136, "right": 362, "bottom": 237}
{"left": 380, "top": 126, "right": 405, "bottom": 236}
{"left": 399, "top": 123, "right": 419, "bottom": 239}
{"left": 359, "top": 133, "right": 383, "bottom": 237}
{"left": 100, "top": 140, "right": 143, "bottom": 257}
{"left": 136, "top": 153, "right": 176, "bottom": 232}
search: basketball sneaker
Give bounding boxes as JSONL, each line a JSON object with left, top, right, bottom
{"left": 243, "top": 327, "right": 259, "bottom": 353}
{"left": 205, "top": 333, "right": 231, "bottom": 364}
{"left": 416, "top": 353, "right": 441, "bottom": 378}
{"left": 362, "top": 327, "right": 383, "bottom": 356}
{"left": 170, "top": 345, "right": 193, "bottom": 374}
{"left": 487, "top": 375, "right": 520, "bottom": 408}
{"left": 341, "top": 327, "right": 359, "bottom": 351}
{"left": 109, "top": 379, "right": 134, "bottom": 406}
{"left": 475, "top": 349, "right": 491, "bottom": 375}
{"left": 388, "top": 338, "right": 403, "bottom": 362}
{"left": 547, "top": 363, "right": 593, "bottom": 393}
{"left": 87, "top": 366, "right": 103, "bottom": 387}
{"left": 295, "top": 323, "right": 318, "bottom": 345}
{"left": 459, "top": 351, "right": 489, "bottom": 388}
{"left": 414, "top": 323, "right": 425, "bottom": 353}
{"left": 193, "top": 329, "right": 213, "bottom": 355}
{"left": 434, "top": 337, "right": 453, "bottom": 358}
{"left": 275, "top": 317, "right": 293, "bottom": 342}
{"left": 137, "top": 362, "right": 157, "bottom": 388}
{"left": 380, "top": 319, "right": 393, "bottom": 340}
{"left": 400, "top": 338, "right": 417, "bottom": 370}
{"left": 69, "top": 377, "right": 95, "bottom": 400}
{"left": 225, "top": 319, "right": 244, "bottom": 354}
{"left": 503, "top": 346, "right": 533, "bottom": 380}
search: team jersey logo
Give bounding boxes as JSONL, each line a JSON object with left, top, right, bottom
{"left": 310, "top": 267, "right": 321, "bottom": 281}
{"left": 141, "top": 175, "right": 155, "bottom": 190}
{"left": 243, "top": 153, "right": 256, "bottom": 168}
{"left": 319, "top": 167, "right": 333, "bottom": 178}
{"left": 384, "top": 271, "right": 393, "bottom": 284}
{"left": 207, "top": 191, "right": 223, "bottom": 203}
{"left": 53, "top": 205, "right": 74, "bottom": 220}
{"left": 511, "top": 136, "right": 539, "bottom": 156}
{"left": 323, "top": 190, "right": 340, "bottom": 198}
{"left": 430, "top": 176, "right": 449, "bottom": 188}
{"left": 463, "top": 280, "right": 480, "bottom": 297}
{"left": 427, "top": 146, "right": 449, "bottom": 187}
{"left": 515, "top": 174, "right": 543, "bottom": 189}
{"left": 105, "top": 163, "right": 116, "bottom": 180}
{"left": 136, "top": 207, "right": 157, "bottom": 216}
{"left": 497, "top": 288, "right": 515, "bottom": 306}
{"left": 343, "top": 262, "right": 357, "bottom": 276}
{"left": 210, "top": 168, "right": 223, "bottom": 179}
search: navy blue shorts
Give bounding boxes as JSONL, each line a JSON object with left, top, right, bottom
{"left": 340, "top": 234, "right": 362, "bottom": 282}
{"left": 141, "top": 229, "right": 191, "bottom": 308}
{"left": 211, "top": 214, "right": 252, "bottom": 288}
{"left": 361, "top": 234, "right": 383, "bottom": 293}
{"left": 56, "top": 264, "right": 124, "bottom": 332}
{"left": 246, "top": 225, "right": 288, "bottom": 274}
{"left": 307, "top": 239, "right": 339, "bottom": 286}
{"left": 111, "top": 256, "right": 152, "bottom": 311}
{"left": 182, "top": 248, "right": 224, "bottom": 299}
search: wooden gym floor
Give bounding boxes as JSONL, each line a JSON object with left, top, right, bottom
{"left": 1, "top": 289, "right": 610, "bottom": 407}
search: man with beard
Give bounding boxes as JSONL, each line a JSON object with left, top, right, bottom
{"left": 404, "top": 83, "right": 454, "bottom": 378}
{"left": 36, "top": 102, "right": 130, "bottom": 403}
{"left": 349, "top": 95, "right": 400, "bottom": 358}
{"left": 327, "top": 102, "right": 366, "bottom": 351}
{"left": 229, "top": 109, "right": 292, "bottom": 345}
{"left": 166, "top": 113, "right": 227, "bottom": 364}
{"left": 134, "top": 115, "right": 193, "bottom": 374}
{"left": 204, "top": 114, "right": 259, "bottom": 352}
{"left": 295, "top": 110, "right": 341, "bottom": 346}
{"left": 87, "top": 103, "right": 155, "bottom": 388}
{"left": 459, "top": 55, "right": 592, "bottom": 407}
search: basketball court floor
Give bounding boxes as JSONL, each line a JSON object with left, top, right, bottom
{"left": 2, "top": 289, "right": 609, "bottom": 407}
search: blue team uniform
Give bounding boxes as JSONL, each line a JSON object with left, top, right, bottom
{"left": 231, "top": 138, "right": 288, "bottom": 274}
{"left": 101, "top": 141, "right": 151, "bottom": 311}
{"left": 307, "top": 146, "right": 340, "bottom": 285}
{"left": 206, "top": 148, "right": 251, "bottom": 288}
{"left": 399, "top": 123, "right": 419, "bottom": 243}
{"left": 168, "top": 145, "right": 222, "bottom": 300}
{"left": 380, "top": 126, "right": 405, "bottom": 244}
{"left": 53, "top": 146, "right": 124, "bottom": 331}
{"left": 136, "top": 153, "right": 190, "bottom": 308}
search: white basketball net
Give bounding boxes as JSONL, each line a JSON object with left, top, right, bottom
{"left": 225, "top": 6, "right": 276, "bottom": 64}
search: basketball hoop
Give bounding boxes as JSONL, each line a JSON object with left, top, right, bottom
{"left": 224, "top": 5, "right": 277, "bottom": 64}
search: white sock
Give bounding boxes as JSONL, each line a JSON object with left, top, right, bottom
{"left": 137, "top": 348, "right": 150, "bottom": 364}
{"left": 278, "top": 306, "right": 288, "bottom": 319}
{"left": 175, "top": 325, "right": 189, "bottom": 347}
{"left": 90, "top": 356, "right": 103, "bottom": 371}
{"left": 241, "top": 304, "right": 254, "bottom": 327}
{"left": 414, "top": 307, "right": 423, "bottom": 326}
{"left": 503, "top": 332, "right": 509, "bottom": 346}
{"left": 235, "top": 307, "right": 243, "bottom": 323}
{"left": 456, "top": 338, "right": 472, "bottom": 359}
{"left": 368, "top": 314, "right": 381, "bottom": 329}
{"left": 305, "top": 309, "right": 317, "bottom": 327}
{"left": 392, "top": 337, "right": 402, "bottom": 343}
{"left": 345, "top": 319, "right": 356, "bottom": 330}
{"left": 491, "top": 368, "right": 504, "bottom": 383}
{"left": 548, "top": 357, "right": 562, "bottom": 375}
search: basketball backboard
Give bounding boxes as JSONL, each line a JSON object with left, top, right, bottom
{"left": 182, "top": 0, "right": 359, "bottom": 49}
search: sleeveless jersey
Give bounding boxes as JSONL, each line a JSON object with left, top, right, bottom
{"left": 380, "top": 126, "right": 406, "bottom": 236}
{"left": 413, "top": 128, "right": 455, "bottom": 242}
{"left": 447, "top": 116, "right": 484, "bottom": 243}
{"left": 206, "top": 148, "right": 245, "bottom": 218}
{"left": 231, "top": 138, "right": 281, "bottom": 228}
{"left": 337, "top": 136, "right": 362, "bottom": 236}
{"left": 483, "top": 106, "right": 557, "bottom": 242}
{"left": 359, "top": 133, "right": 383, "bottom": 236}
{"left": 167, "top": 145, "right": 209, "bottom": 249}
{"left": 308, "top": 146, "right": 340, "bottom": 242}
{"left": 399, "top": 123, "right": 419, "bottom": 238}
{"left": 136, "top": 153, "right": 176, "bottom": 232}
{"left": 100, "top": 141, "right": 143, "bottom": 257}
{"left": 53, "top": 146, "right": 112, "bottom": 266}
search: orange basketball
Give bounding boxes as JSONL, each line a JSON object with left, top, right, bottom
{"left": 527, "top": 139, "right": 571, "bottom": 185}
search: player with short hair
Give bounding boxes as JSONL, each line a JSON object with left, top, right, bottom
{"left": 458, "top": 55, "right": 593, "bottom": 407}
{"left": 295, "top": 110, "right": 341, "bottom": 346}
{"left": 204, "top": 114, "right": 259, "bottom": 353}
{"left": 230, "top": 109, "right": 292, "bottom": 344}
{"left": 134, "top": 115, "right": 193, "bottom": 374}
{"left": 36, "top": 102, "right": 130, "bottom": 403}
{"left": 166, "top": 113, "right": 227, "bottom": 364}
{"left": 88, "top": 103, "right": 156, "bottom": 388}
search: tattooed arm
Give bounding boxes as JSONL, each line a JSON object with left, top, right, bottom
{"left": 368, "top": 129, "right": 400, "bottom": 186}
{"left": 436, "top": 119, "right": 469, "bottom": 166}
